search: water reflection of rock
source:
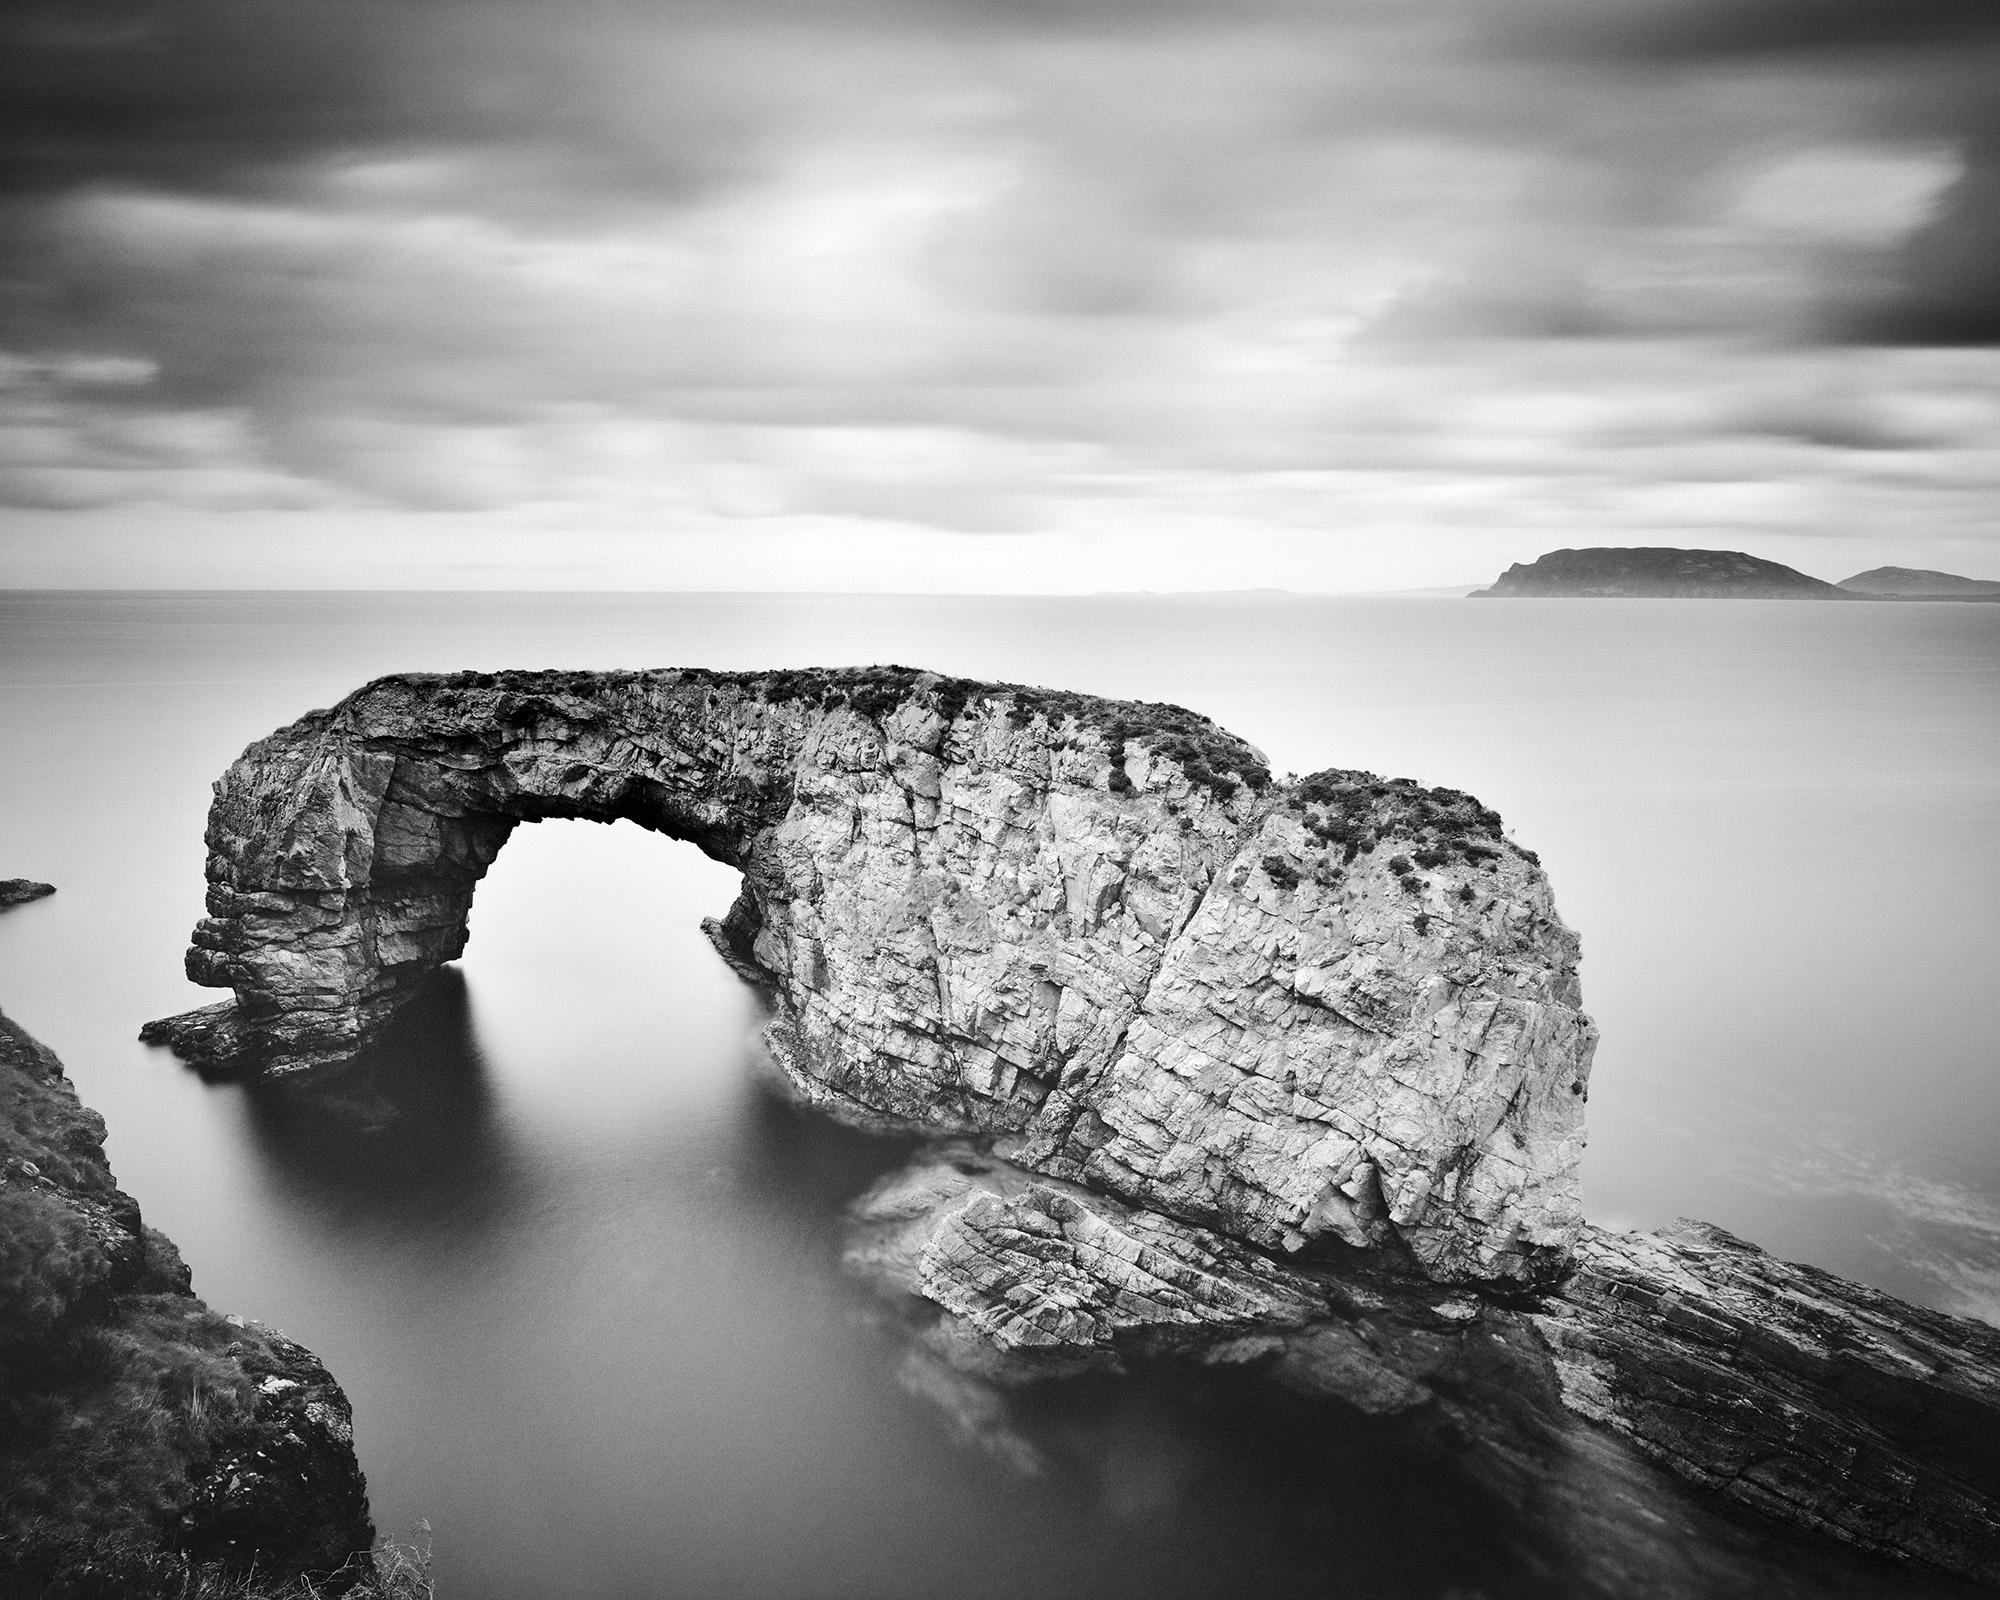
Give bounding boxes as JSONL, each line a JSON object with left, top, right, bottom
{"left": 240, "top": 971, "right": 536, "bottom": 1241}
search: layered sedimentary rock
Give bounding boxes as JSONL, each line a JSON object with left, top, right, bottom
{"left": 848, "top": 1149, "right": 2000, "bottom": 1584}
{"left": 144, "top": 667, "right": 1596, "bottom": 1288}
{"left": 0, "top": 1004, "right": 371, "bottom": 1590}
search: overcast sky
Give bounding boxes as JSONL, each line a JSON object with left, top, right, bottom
{"left": 3, "top": 0, "right": 1996, "bottom": 589}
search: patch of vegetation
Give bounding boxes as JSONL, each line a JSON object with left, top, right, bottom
{"left": 1283, "top": 768, "right": 1521, "bottom": 873}
{"left": 0, "top": 1184, "right": 118, "bottom": 1352}
{"left": 0, "top": 1527, "right": 433, "bottom": 1600}
{"left": 3, "top": 1291, "right": 265, "bottom": 1556}
{"left": 726, "top": 667, "right": 1275, "bottom": 800}
{"left": 380, "top": 666, "right": 1281, "bottom": 802}
{"left": 1001, "top": 686, "right": 1271, "bottom": 802}
{"left": 1260, "top": 855, "right": 1301, "bottom": 891}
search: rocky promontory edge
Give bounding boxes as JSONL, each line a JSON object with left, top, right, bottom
{"left": 0, "top": 1004, "right": 372, "bottom": 1595}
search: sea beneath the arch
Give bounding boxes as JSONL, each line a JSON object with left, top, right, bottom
{"left": 1, "top": 590, "right": 1995, "bottom": 1598}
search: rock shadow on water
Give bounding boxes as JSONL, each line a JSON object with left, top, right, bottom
{"left": 238, "top": 971, "right": 536, "bottom": 1243}
{"left": 721, "top": 1057, "right": 929, "bottom": 1236}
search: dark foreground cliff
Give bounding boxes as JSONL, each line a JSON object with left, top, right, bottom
{"left": 139, "top": 664, "right": 2000, "bottom": 1588}
{"left": 0, "top": 1003, "right": 375, "bottom": 1598}
{"left": 1475, "top": 547, "right": 1852, "bottom": 599}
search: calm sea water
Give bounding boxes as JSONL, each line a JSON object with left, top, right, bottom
{"left": 1, "top": 591, "right": 1995, "bottom": 1598}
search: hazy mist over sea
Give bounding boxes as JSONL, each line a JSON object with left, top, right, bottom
{"left": 1, "top": 590, "right": 1994, "bottom": 1597}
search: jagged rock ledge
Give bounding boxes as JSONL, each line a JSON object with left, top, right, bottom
{"left": 0, "top": 880, "right": 55, "bottom": 909}
{"left": 848, "top": 1146, "right": 2000, "bottom": 1587}
{"left": 0, "top": 1003, "right": 372, "bottom": 1592}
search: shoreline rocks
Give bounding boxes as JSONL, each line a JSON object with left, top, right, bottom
{"left": 0, "top": 881, "right": 55, "bottom": 909}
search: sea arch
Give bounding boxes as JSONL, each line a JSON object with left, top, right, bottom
{"left": 144, "top": 665, "right": 1595, "bottom": 1288}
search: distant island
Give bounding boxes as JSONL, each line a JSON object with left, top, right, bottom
{"left": 1838, "top": 565, "right": 2000, "bottom": 599}
{"left": 1473, "top": 547, "right": 1850, "bottom": 599}
{"left": 1473, "top": 546, "right": 2000, "bottom": 600}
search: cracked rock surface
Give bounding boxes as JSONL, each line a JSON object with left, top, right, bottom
{"left": 145, "top": 666, "right": 1595, "bottom": 1289}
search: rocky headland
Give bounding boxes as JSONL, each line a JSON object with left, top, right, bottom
{"left": 0, "top": 999, "right": 372, "bottom": 1597}
{"left": 1473, "top": 547, "right": 1853, "bottom": 599}
{"left": 142, "top": 666, "right": 2000, "bottom": 1585}
{"left": 0, "top": 882, "right": 55, "bottom": 909}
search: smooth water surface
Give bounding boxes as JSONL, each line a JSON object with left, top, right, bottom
{"left": 1, "top": 592, "right": 1995, "bottom": 1597}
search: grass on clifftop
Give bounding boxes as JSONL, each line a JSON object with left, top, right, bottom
{"left": 1284, "top": 770, "right": 1514, "bottom": 868}
{"left": 0, "top": 1528, "right": 433, "bottom": 1600}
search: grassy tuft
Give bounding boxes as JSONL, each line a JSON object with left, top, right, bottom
{"left": 0, "top": 1526, "right": 433, "bottom": 1600}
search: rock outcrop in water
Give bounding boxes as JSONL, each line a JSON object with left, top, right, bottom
{"left": 0, "top": 1002, "right": 372, "bottom": 1593}
{"left": 141, "top": 666, "right": 2000, "bottom": 1583}
{"left": 0, "top": 881, "right": 55, "bottom": 909}
{"left": 144, "top": 667, "right": 1595, "bottom": 1290}
{"left": 1474, "top": 547, "right": 1852, "bottom": 599}
{"left": 848, "top": 1148, "right": 2000, "bottom": 1586}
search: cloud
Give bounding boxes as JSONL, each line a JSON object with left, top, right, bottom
{"left": 1, "top": 0, "right": 1998, "bottom": 581}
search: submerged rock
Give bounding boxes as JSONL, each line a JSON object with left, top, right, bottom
{"left": 0, "top": 1006, "right": 372, "bottom": 1591}
{"left": 144, "top": 667, "right": 1595, "bottom": 1290}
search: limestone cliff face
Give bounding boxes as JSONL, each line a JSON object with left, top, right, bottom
{"left": 145, "top": 667, "right": 1595, "bottom": 1289}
